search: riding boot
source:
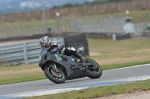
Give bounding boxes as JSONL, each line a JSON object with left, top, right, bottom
{"left": 75, "top": 52, "right": 85, "bottom": 64}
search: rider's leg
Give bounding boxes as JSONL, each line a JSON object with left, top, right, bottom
{"left": 75, "top": 52, "right": 85, "bottom": 63}
{"left": 64, "top": 47, "right": 85, "bottom": 63}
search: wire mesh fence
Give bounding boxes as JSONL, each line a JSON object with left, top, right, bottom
{"left": 1, "top": 15, "right": 150, "bottom": 38}
{"left": 0, "top": 0, "right": 150, "bottom": 39}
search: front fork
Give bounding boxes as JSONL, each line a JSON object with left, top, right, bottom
{"left": 49, "top": 64, "right": 59, "bottom": 73}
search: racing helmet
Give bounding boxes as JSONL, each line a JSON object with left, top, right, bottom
{"left": 39, "top": 36, "right": 51, "bottom": 48}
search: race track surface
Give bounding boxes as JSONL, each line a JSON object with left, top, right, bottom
{"left": 0, "top": 64, "right": 150, "bottom": 98}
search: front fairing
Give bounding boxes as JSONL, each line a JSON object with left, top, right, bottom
{"left": 39, "top": 48, "right": 57, "bottom": 65}
{"left": 39, "top": 48, "right": 68, "bottom": 67}
{"left": 39, "top": 47, "right": 48, "bottom": 64}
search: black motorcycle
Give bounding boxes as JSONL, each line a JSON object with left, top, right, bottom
{"left": 39, "top": 46, "right": 102, "bottom": 84}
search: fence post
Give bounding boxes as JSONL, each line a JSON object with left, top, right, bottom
{"left": 23, "top": 43, "right": 28, "bottom": 63}
{"left": 19, "top": 21, "right": 23, "bottom": 37}
{"left": 6, "top": 23, "right": 10, "bottom": 38}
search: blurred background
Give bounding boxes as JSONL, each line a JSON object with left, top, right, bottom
{"left": 0, "top": 0, "right": 150, "bottom": 65}
{"left": 0, "top": 0, "right": 150, "bottom": 39}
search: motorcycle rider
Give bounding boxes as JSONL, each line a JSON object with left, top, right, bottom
{"left": 39, "top": 36, "right": 85, "bottom": 64}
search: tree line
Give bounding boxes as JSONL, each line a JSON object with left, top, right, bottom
{"left": 52, "top": 0, "right": 132, "bottom": 9}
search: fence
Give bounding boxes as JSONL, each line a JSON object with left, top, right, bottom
{"left": 1, "top": 16, "right": 150, "bottom": 40}
{"left": 0, "top": 38, "right": 64, "bottom": 65}
{"left": 69, "top": 17, "right": 150, "bottom": 36}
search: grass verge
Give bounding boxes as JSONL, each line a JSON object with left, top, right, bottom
{"left": 24, "top": 79, "right": 150, "bottom": 99}
{"left": 102, "top": 60, "right": 150, "bottom": 71}
{"left": 0, "top": 74, "right": 46, "bottom": 85}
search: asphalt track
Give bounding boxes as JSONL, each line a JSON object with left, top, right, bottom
{"left": 0, "top": 64, "right": 150, "bottom": 99}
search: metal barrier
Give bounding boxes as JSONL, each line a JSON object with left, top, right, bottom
{"left": 0, "top": 38, "right": 64, "bottom": 65}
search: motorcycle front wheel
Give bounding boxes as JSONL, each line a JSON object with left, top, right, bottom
{"left": 86, "top": 58, "right": 102, "bottom": 79}
{"left": 44, "top": 66, "right": 66, "bottom": 84}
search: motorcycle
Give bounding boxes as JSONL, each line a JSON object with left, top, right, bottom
{"left": 39, "top": 46, "right": 102, "bottom": 84}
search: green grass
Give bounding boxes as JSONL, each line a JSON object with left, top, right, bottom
{"left": 102, "top": 60, "right": 150, "bottom": 70}
{"left": 88, "top": 38, "right": 150, "bottom": 65}
{"left": 84, "top": 10, "right": 150, "bottom": 23}
{"left": 0, "top": 64, "right": 46, "bottom": 85}
{"left": 0, "top": 74, "right": 46, "bottom": 85}
{"left": 88, "top": 38, "right": 150, "bottom": 53}
{"left": 25, "top": 79, "right": 150, "bottom": 99}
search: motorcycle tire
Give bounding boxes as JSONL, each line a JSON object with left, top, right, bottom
{"left": 86, "top": 58, "right": 102, "bottom": 79}
{"left": 44, "top": 66, "right": 66, "bottom": 84}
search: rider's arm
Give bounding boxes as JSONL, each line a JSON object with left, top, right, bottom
{"left": 48, "top": 44, "right": 64, "bottom": 53}
{"left": 58, "top": 43, "right": 64, "bottom": 50}
{"left": 51, "top": 47, "right": 59, "bottom": 53}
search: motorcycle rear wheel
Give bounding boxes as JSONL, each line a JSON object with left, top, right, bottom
{"left": 86, "top": 58, "right": 102, "bottom": 79}
{"left": 44, "top": 66, "right": 66, "bottom": 84}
